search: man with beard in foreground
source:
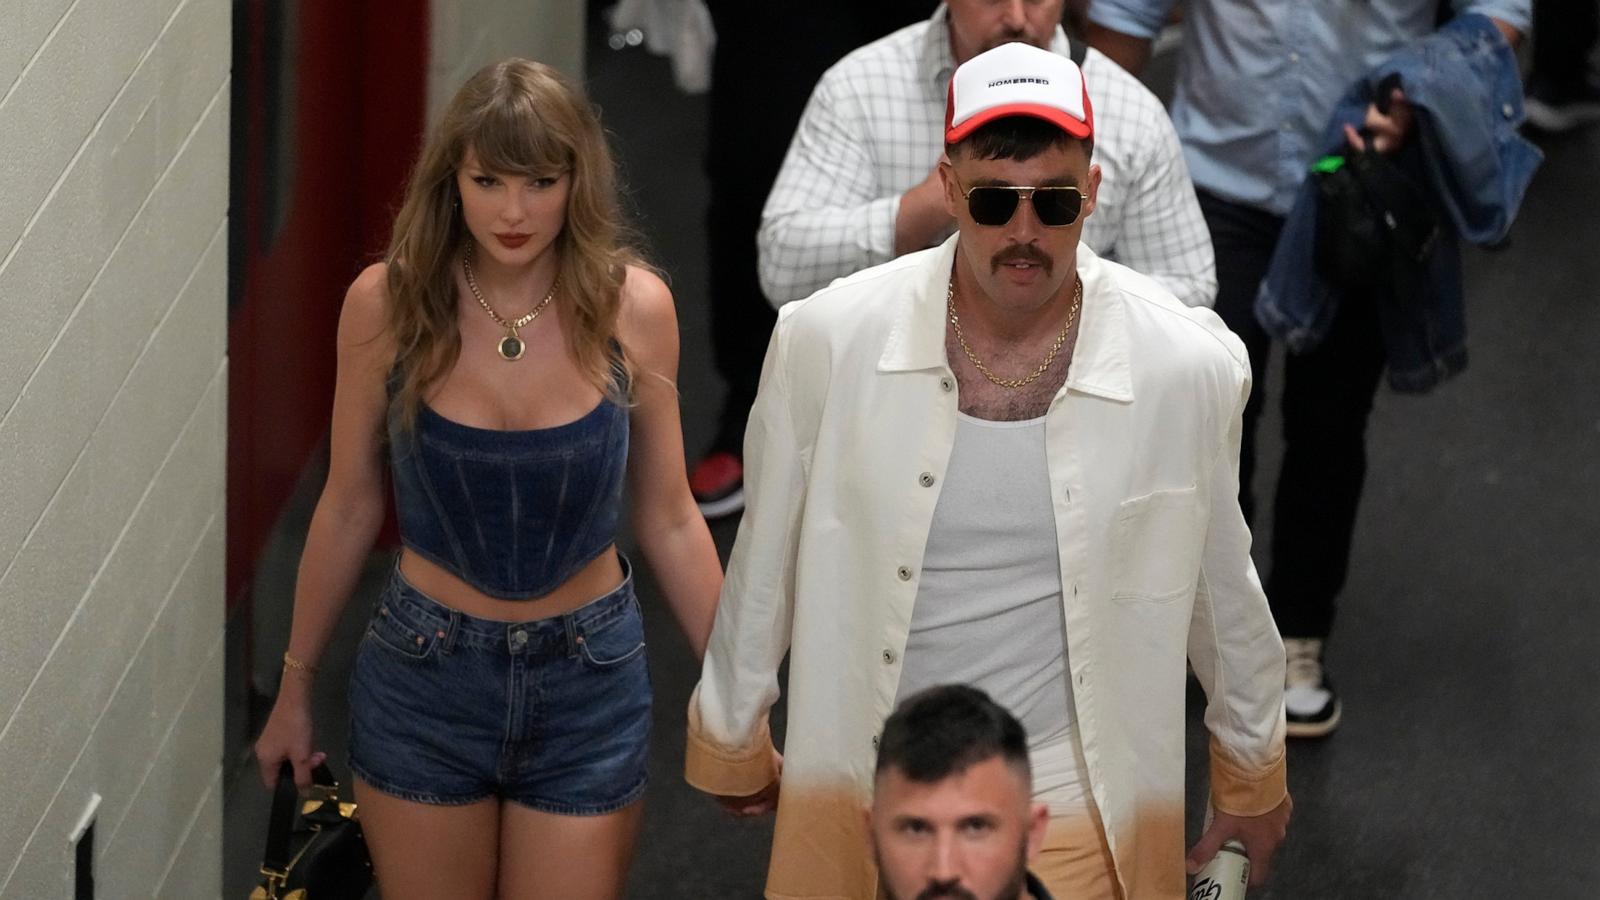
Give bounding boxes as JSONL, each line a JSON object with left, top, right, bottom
{"left": 870, "top": 685, "right": 1055, "bottom": 900}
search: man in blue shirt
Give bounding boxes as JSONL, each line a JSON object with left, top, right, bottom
{"left": 1085, "top": 1, "right": 1529, "bottom": 739}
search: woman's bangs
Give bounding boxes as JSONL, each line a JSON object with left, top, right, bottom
{"left": 469, "top": 96, "right": 571, "bottom": 179}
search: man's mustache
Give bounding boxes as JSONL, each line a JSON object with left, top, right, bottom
{"left": 991, "top": 243, "right": 1053, "bottom": 275}
{"left": 915, "top": 881, "right": 978, "bottom": 900}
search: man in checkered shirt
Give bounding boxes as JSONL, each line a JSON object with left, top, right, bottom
{"left": 759, "top": 1, "right": 1216, "bottom": 310}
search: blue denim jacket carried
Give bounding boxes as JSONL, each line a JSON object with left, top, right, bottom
{"left": 1255, "top": 14, "right": 1543, "bottom": 392}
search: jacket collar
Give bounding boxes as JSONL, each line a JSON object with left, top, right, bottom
{"left": 877, "top": 236, "right": 1134, "bottom": 404}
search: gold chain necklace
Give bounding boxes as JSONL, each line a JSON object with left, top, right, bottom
{"left": 463, "top": 243, "right": 558, "bottom": 361}
{"left": 947, "top": 274, "right": 1081, "bottom": 390}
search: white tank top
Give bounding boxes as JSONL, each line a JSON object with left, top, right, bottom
{"left": 897, "top": 413, "right": 1076, "bottom": 749}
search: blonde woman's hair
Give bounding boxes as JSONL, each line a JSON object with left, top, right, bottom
{"left": 384, "top": 58, "right": 638, "bottom": 429}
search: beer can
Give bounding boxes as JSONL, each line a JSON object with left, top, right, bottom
{"left": 1188, "top": 839, "right": 1249, "bottom": 900}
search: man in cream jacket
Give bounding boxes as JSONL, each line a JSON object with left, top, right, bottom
{"left": 686, "top": 43, "right": 1290, "bottom": 900}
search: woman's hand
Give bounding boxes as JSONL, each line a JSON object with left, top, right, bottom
{"left": 253, "top": 679, "right": 326, "bottom": 791}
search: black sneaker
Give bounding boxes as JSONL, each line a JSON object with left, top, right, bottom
{"left": 1525, "top": 78, "right": 1600, "bottom": 132}
{"left": 1284, "top": 637, "right": 1341, "bottom": 738}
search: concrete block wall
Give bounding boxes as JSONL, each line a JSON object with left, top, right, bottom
{"left": 428, "top": 0, "right": 587, "bottom": 123}
{"left": 0, "top": 0, "right": 230, "bottom": 896}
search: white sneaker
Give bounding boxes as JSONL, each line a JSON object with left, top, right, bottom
{"left": 1525, "top": 79, "right": 1600, "bottom": 133}
{"left": 1284, "top": 637, "right": 1341, "bottom": 738}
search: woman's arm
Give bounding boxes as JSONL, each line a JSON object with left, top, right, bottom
{"left": 254, "top": 263, "right": 395, "bottom": 788}
{"left": 619, "top": 265, "right": 723, "bottom": 662}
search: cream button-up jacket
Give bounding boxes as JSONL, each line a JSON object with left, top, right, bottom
{"left": 686, "top": 237, "right": 1287, "bottom": 900}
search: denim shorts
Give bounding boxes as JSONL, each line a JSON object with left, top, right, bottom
{"left": 347, "top": 557, "right": 651, "bottom": 815}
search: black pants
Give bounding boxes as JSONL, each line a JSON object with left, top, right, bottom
{"left": 1199, "top": 190, "right": 1388, "bottom": 641}
{"left": 703, "top": 1, "right": 925, "bottom": 453}
{"left": 1532, "top": 0, "right": 1600, "bottom": 90}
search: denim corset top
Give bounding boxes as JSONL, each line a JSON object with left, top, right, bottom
{"left": 389, "top": 386, "right": 629, "bottom": 600}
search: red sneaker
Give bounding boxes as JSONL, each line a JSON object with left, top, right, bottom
{"left": 689, "top": 451, "right": 745, "bottom": 519}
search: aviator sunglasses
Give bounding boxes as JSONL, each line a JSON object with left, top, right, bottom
{"left": 953, "top": 173, "right": 1088, "bottom": 228}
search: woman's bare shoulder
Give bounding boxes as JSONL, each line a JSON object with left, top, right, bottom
{"left": 339, "top": 262, "right": 394, "bottom": 353}
{"left": 346, "top": 262, "right": 390, "bottom": 314}
{"left": 618, "top": 263, "right": 675, "bottom": 333}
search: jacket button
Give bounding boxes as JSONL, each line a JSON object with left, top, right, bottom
{"left": 896, "top": 566, "right": 913, "bottom": 581}
{"left": 918, "top": 472, "right": 935, "bottom": 487}
{"left": 872, "top": 735, "right": 880, "bottom": 751}
{"left": 882, "top": 649, "right": 896, "bottom": 664}
{"left": 940, "top": 376, "right": 955, "bottom": 393}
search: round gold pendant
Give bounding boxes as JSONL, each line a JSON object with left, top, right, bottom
{"left": 498, "top": 335, "right": 525, "bottom": 361}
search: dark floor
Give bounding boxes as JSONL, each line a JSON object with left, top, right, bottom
{"left": 225, "top": 13, "right": 1600, "bottom": 900}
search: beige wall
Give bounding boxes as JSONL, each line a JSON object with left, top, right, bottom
{"left": 429, "top": 0, "right": 588, "bottom": 122}
{"left": 0, "top": 0, "right": 229, "bottom": 896}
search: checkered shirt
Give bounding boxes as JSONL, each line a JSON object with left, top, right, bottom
{"left": 757, "top": 3, "right": 1217, "bottom": 308}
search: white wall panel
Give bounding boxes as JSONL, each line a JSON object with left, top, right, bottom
{"left": 0, "top": 0, "right": 228, "bottom": 893}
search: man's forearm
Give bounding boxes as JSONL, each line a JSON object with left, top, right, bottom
{"left": 759, "top": 198, "right": 899, "bottom": 304}
{"left": 1489, "top": 17, "right": 1522, "bottom": 48}
{"left": 893, "top": 179, "right": 954, "bottom": 257}
{"left": 1084, "top": 22, "right": 1155, "bottom": 75}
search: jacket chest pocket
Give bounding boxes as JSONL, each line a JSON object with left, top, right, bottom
{"left": 1111, "top": 487, "right": 1204, "bottom": 603}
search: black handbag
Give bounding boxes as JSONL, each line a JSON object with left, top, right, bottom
{"left": 250, "top": 762, "right": 375, "bottom": 900}
{"left": 1313, "top": 144, "right": 1439, "bottom": 295}
{"left": 1313, "top": 76, "right": 1439, "bottom": 297}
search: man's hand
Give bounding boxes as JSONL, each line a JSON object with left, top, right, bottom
{"left": 1345, "top": 87, "right": 1414, "bottom": 155}
{"left": 716, "top": 779, "right": 780, "bottom": 817}
{"left": 1186, "top": 796, "right": 1292, "bottom": 887}
{"left": 894, "top": 158, "right": 954, "bottom": 257}
{"left": 713, "top": 748, "right": 783, "bottom": 817}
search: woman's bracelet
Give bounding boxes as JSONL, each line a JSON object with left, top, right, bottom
{"left": 282, "top": 652, "right": 319, "bottom": 676}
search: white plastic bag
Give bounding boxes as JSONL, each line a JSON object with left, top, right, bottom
{"left": 606, "top": 0, "right": 716, "bottom": 94}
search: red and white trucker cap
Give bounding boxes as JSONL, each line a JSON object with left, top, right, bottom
{"left": 945, "top": 41, "right": 1094, "bottom": 144}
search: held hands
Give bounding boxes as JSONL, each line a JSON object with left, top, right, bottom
{"left": 1186, "top": 795, "right": 1292, "bottom": 887}
{"left": 714, "top": 749, "right": 784, "bottom": 817}
{"left": 1345, "top": 87, "right": 1414, "bottom": 155}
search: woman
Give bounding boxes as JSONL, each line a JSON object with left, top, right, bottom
{"left": 253, "top": 59, "right": 722, "bottom": 899}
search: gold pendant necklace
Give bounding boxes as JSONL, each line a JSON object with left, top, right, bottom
{"left": 463, "top": 243, "right": 558, "bottom": 361}
{"left": 948, "top": 274, "right": 1081, "bottom": 390}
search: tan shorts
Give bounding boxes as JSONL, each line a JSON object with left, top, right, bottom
{"left": 1033, "top": 813, "right": 1121, "bottom": 899}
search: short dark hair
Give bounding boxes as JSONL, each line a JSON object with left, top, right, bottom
{"left": 876, "top": 685, "right": 1031, "bottom": 785}
{"left": 946, "top": 115, "right": 1094, "bottom": 164}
